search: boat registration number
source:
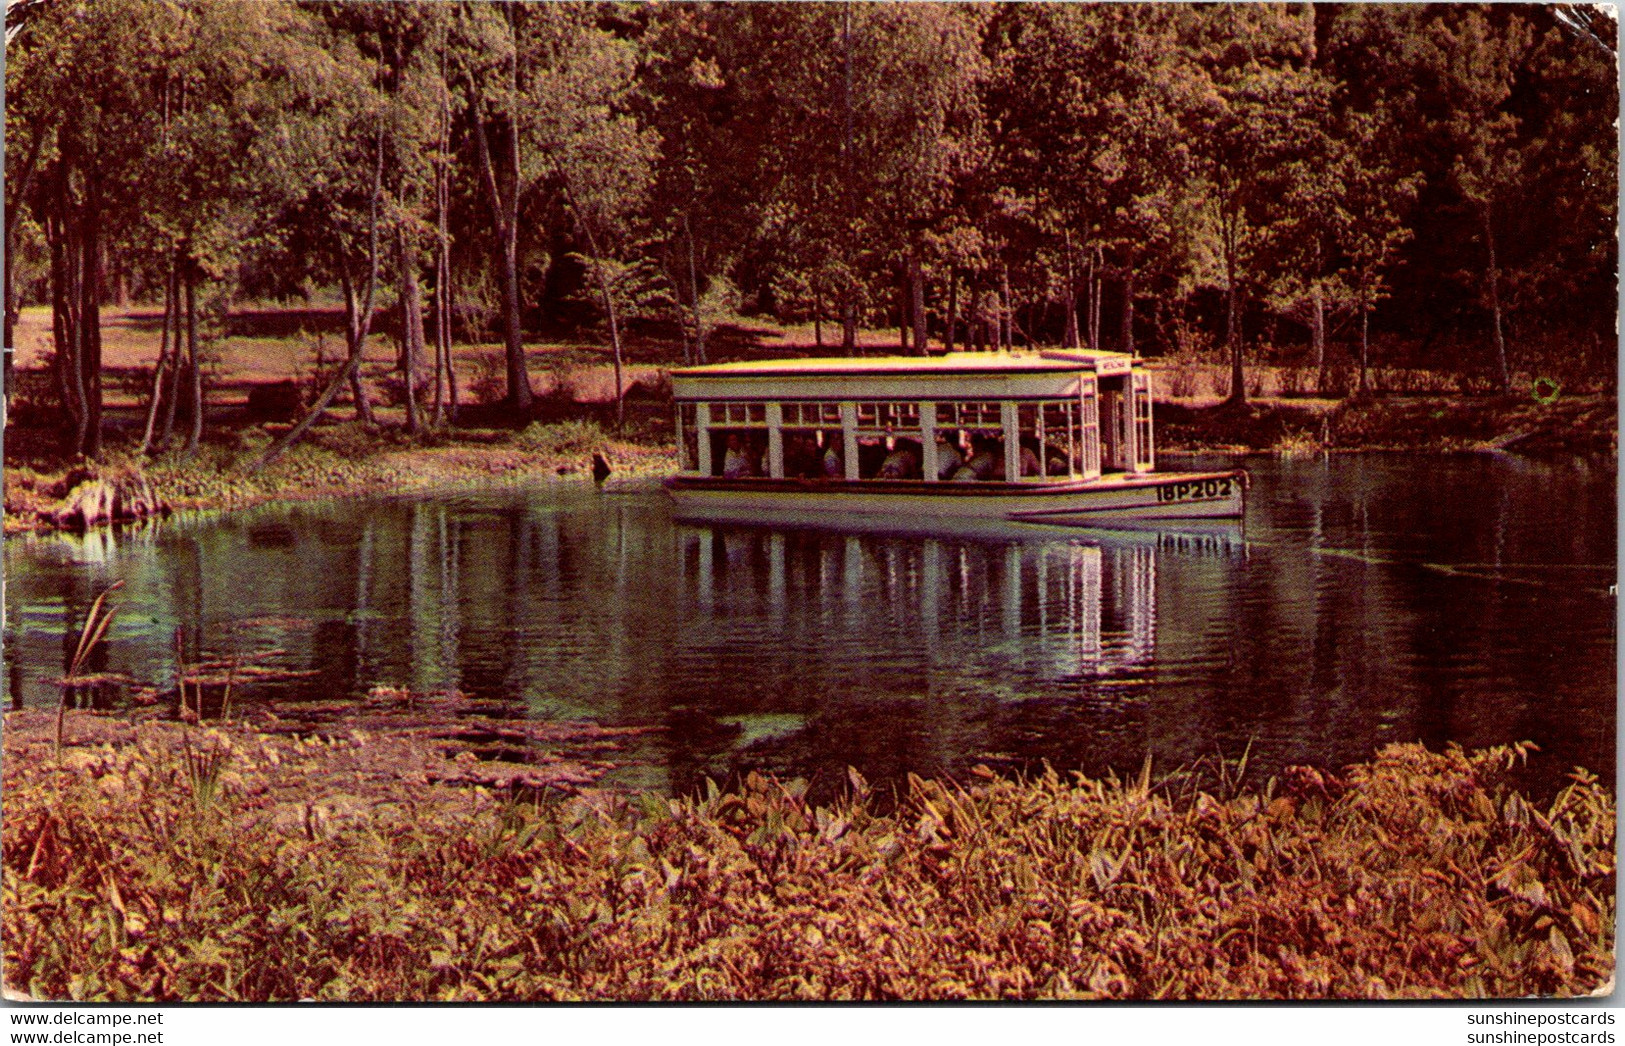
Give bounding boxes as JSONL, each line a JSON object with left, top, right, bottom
{"left": 1155, "top": 477, "right": 1235, "bottom": 503}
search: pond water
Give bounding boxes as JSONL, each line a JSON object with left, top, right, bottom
{"left": 4, "top": 453, "right": 1615, "bottom": 801}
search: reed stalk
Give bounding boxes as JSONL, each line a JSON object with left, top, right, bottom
{"left": 55, "top": 581, "right": 123, "bottom": 755}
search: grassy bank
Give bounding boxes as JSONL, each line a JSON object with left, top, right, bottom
{"left": 1155, "top": 392, "right": 1616, "bottom": 457}
{"left": 8, "top": 389, "right": 1614, "bottom": 534}
{"left": 3, "top": 709, "right": 1613, "bottom": 1002}
{"left": 3, "top": 416, "right": 673, "bottom": 534}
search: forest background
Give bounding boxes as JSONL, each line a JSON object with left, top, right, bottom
{"left": 3, "top": 0, "right": 1617, "bottom": 468}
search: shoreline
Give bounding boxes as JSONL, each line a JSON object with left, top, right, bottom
{"left": 3, "top": 418, "right": 675, "bottom": 536}
{"left": 3, "top": 706, "right": 1613, "bottom": 1001}
{"left": 5, "top": 391, "right": 1615, "bottom": 538}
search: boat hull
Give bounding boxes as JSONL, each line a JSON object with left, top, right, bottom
{"left": 665, "top": 469, "right": 1245, "bottom": 528}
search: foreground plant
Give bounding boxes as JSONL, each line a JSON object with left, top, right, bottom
{"left": 2, "top": 724, "right": 1612, "bottom": 1002}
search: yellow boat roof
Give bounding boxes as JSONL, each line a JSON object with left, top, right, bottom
{"left": 671, "top": 350, "right": 1134, "bottom": 380}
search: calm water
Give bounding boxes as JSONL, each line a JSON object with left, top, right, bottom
{"left": 4, "top": 454, "right": 1615, "bottom": 800}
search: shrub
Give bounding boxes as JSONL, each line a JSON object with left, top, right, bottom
{"left": 3, "top": 730, "right": 1612, "bottom": 1002}
{"left": 511, "top": 420, "right": 606, "bottom": 458}
{"left": 470, "top": 352, "right": 506, "bottom": 406}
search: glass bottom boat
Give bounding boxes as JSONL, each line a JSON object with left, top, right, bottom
{"left": 664, "top": 350, "right": 1246, "bottom": 527}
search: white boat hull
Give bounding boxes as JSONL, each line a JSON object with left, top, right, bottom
{"left": 665, "top": 470, "right": 1245, "bottom": 528}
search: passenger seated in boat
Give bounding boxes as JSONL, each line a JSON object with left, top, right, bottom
{"left": 953, "top": 434, "right": 1003, "bottom": 481}
{"left": 857, "top": 438, "right": 889, "bottom": 478}
{"left": 1018, "top": 438, "right": 1042, "bottom": 478}
{"left": 878, "top": 439, "right": 922, "bottom": 480}
{"left": 785, "top": 434, "right": 821, "bottom": 479}
{"left": 722, "top": 433, "right": 756, "bottom": 479}
{"left": 1045, "top": 445, "right": 1069, "bottom": 476}
{"left": 822, "top": 439, "right": 843, "bottom": 478}
{"left": 934, "top": 432, "right": 963, "bottom": 480}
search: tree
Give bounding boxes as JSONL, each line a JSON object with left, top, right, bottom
{"left": 1420, "top": 9, "right": 1534, "bottom": 393}
{"left": 460, "top": 2, "right": 534, "bottom": 414}
{"left": 519, "top": 2, "right": 657, "bottom": 424}
{"left": 722, "top": 3, "right": 986, "bottom": 356}
{"left": 986, "top": 4, "right": 1194, "bottom": 354}
{"left": 639, "top": 3, "right": 765, "bottom": 365}
{"left": 253, "top": 7, "right": 412, "bottom": 466}
{"left": 1262, "top": 101, "right": 1420, "bottom": 395}
{"left": 6, "top": 0, "right": 168, "bottom": 456}
{"left": 1179, "top": 4, "right": 1331, "bottom": 405}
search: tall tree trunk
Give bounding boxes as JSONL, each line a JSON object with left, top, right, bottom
{"left": 1311, "top": 283, "right": 1327, "bottom": 395}
{"left": 472, "top": 94, "right": 533, "bottom": 415}
{"left": 159, "top": 251, "right": 185, "bottom": 447}
{"left": 439, "top": 261, "right": 458, "bottom": 424}
{"left": 431, "top": 194, "right": 449, "bottom": 428}
{"left": 813, "top": 286, "right": 823, "bottom": 350}
{"left": 431, "top": 27, "right": 452, "bottom": 429}
{"left": 1082, "top": 249, "right": 1094, "bottom": 349}
{"left": 1088, "top": 248, "right": 1102, "bottom": 353}
{"left": 1224, "top": 237, "right": 1245, "bottom": 406}
{"left": 111, "top": 258, "right": 128, "bottom": 309}
{"left": 498, "top": 180, "right": 528, "bottom": 413}
{"left": 601, "top": 270, "right": 625, "bottom": 430}
{"left": 1358, "top": 280, "right": 1370, "bottom": 396}
{"left": 140, "top": 255, "right": 179, "bottom": 454}
{"left": 944, "top": 269, "right": 957, "bottom": 354}
{"left": 340, "top": 265, "right": 376, "bottom": 426}
{"left": 46, "top": 202, "right": 85, "bottom": 452}
{"left": 1120, "top": 270, "right": 1136, "bottom": 355}
{"left": 897, "top": 260, "right": 909, "bottom": 352}
{"left": 183, "top": 270, "right": 203, "bottom": 455}
{"left": 399, "top": 228, "right": 424, "bottom": 435}
{"left": 839, "top": 5, "right": 858, "bottom": 358}
{"left": 1484, "top": 204, "right": 1510, "bottom": 394}
{"left": 999, "top": 266, "right": 1013, "bottom": 352}
{"left": 910, "top": 249, "right": 927, "bottom": 356}
{"left": 684, "top": 212, "right": 706, "bottom": 364}
{"left": 77, "top": 174, "right": 104, "bottom": 459}
{"left": 1062, "top": 231, "right": 1079, "bottom": 349}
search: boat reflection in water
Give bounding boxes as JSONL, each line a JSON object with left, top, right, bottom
{"left": 679, "top": 521, "right": 1238, "bottom": 681}
{"left": 657, "top": 515, "right": 1243, "bottom": 798}
{"left": 1, "top": 488, "right": 1243, "bottom": 801}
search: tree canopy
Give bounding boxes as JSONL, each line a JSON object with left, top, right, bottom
{"left": 5, "top": 1, "right": 1616, "bottom": 455}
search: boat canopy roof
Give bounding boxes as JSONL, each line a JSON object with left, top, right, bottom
{"left": 672, "top": 350, "right": 1137, "bottom": 402}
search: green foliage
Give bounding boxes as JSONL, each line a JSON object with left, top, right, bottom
{"left": 5, "top": 0, "right": 1617, "bottom": 451}
{"left": 2, "top": 738, "right": 1611, "bottom": 1001}
{"left": 511, "top": 420, "right": 606, "bottom": 457}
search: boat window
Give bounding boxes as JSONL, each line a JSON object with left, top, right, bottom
{"left": 935, "top": 401, "right": 1001, "bottom": 429}
{"left": 1042, "top": 400, "right": 1080, "bottom": 479}
{"left": 854, "top": 401, "right": 921, "bottom": 432}
{"left": 710, "top": 430, "right": 766, "bottom": 478}
{"left": 677, "top": 404, "right": 699, "bottom": 471}
{"left": 855, "top": 435, "right": 923, "bottom": 480}
{"left": 716, "top": 402, "right": 768, "bottom": 426}
{"left": 781, "top": 402, "right": 843, "bottom": 427}
{"left": 1132, "top": 372, "right": 1154, "bottom": 471}
{"left": 1014, "top": 402, "right": 1078, "bottom": 480}
{"left": 1079, "top": 378, "right": 1101, "bottom": 478}
{"left": 782, "top": 429, "right": 836, "bottom": 479}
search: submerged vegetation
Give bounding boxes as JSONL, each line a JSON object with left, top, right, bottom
{"left": 4, "top": 710, "right": 1613, "bottom": 1002}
